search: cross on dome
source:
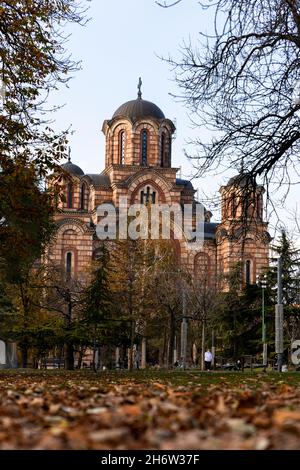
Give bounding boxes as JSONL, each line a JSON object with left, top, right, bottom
{"left": 137, "top": 77, "right": 142, "bottom": 99}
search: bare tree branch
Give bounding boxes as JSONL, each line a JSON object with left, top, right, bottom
{"left": 163, "top": 0, "right": 300, "bottom": 198}
{"left": 156, "top": 0, "right": 183, "bottom": 7}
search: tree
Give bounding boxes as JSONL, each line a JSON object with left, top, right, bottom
{"left": 162, "top": 0, "right": 300, "bottom": 192}
{"left": 0, "top": 163, "right": 56, "bottom": 283}
{"left": 108, "top": 239, "right": 153, "bottom": 370}
{"left": 0, "top": 0, "right": 88, "bottom": 175}
{"left": 0, "top": 2, "right": 89, "bottom": 366}
{"left": 187, "top": 275, "right": 220, "bottom": 369}
{"left": 0, "top": 2, "right": 88, "bottom": 308}
{"left": 39, "top": 264, "right": 86, "bottom": 370}
{"left": 0, "top": 263, "right": 65, "bottom": 368}
{"left": 108, "top": 238, "right": 180, "bottom": 369}
{"left": 0, "top": 164, "right": 57, "bottom": 367}
{"left": 215, "top": 262, "right": 263, "bottom": 359}
{"left": 150, "top": 246, "right": 184, "bottom": 367}
{"left": 0, "top": 278, "right": 12, "bottom": 318}
{"left": 82, "top": 246, "right": 113, "bottom": 371}
{"left": 266, "top": 230, "right": 300, "bottom": 343}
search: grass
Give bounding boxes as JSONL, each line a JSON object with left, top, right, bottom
{"left": 1, "top": 368, "right": 300, "bottom": 388}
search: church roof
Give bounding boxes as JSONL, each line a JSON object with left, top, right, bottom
{"left": 204, "top": 222, "right": 218, "bottom": 239}
{"left": 176, "top": 178, "right": 194, "bottom": 190}
{"left": 112, "top": 98, "right": 165, "bottom": 121}
{"left": 85, "top": 174, "right": 111, "bottom": 188}
{"left": 61, "top": 161, "right": 84, "bottom": 176}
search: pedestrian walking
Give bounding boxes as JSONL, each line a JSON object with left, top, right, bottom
{"left": 204, "top": 349, "right": 213, "bottom": 371}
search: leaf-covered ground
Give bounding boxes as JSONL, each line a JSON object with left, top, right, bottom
{"left": 1, "top": 370, "right": 300, "bottom": 450}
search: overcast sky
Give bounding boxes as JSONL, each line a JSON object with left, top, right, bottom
{"left": 47, "top": 0, "right": 300, "bottom": 243}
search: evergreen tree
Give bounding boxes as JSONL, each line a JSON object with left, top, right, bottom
{"left": 266, "top": 230, "right": 300, "bottom": 342}
{"left": 216, "top": 263, "right": 263, "bottom": 359}
{"left": 82, "top": 246, "right": 113, "bottom": 371}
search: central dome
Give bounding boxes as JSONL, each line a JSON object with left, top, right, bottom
{"left": 112, "top": 98, "right": 165, "bottom": 120}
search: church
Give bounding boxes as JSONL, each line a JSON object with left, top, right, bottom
{"left": 0, "top": 85, "right": 271, "bottom": 369}
{"left": 48, "top": 84, "right": 270, "bottom": 287}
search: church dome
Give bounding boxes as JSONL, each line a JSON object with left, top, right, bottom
{"left": 112, "top": 98, "right": 165, "bottom": 121}
{"left": 61, "top": 160, "right": 84, "bottom": 176}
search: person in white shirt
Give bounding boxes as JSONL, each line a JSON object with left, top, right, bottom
{"left": 204, "top": 349, "right": 213, "bottom": 370}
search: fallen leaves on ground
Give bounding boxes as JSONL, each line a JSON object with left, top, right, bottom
{"left": 0, "top": 370, "right": 300, "bottom": 449}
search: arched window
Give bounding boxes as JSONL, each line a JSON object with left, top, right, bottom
{"left": 160, "top": 133, "right": 165, "bottom": 167}
{"left": 141, "top": 129, "right": 148, "bottom": 166}
{"left": 231, "top": 194, "right": 237, "bottom": 217}
{"left": 140, "top": 186, "right": 156, "bottom": 205}
{"left": 245, "top": 259, "right": 251, "bottom": 285}
{"left": 66, "top": 252, "right": 72, "bottom": 279}
{"left": 67, "top": 183, "right": 73, "bottom": 209}
{"left": 168, "top": 137, "right": 172, "bottom": 165}
{"left": 80, "top": 183, "right": 86, "bottom": 210}
{"left": 257, "top": 193, "right": 263, "bottom": 219}
{"left": 119, "top": 130, "right": 125, "bottom": 165}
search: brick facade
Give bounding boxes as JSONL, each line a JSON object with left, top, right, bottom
{"left": 48, "top": 94, "right": 270, "bottom": 286}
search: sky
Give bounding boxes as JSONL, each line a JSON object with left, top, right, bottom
{"left": 47, "top": 0, "right": 300, "bottom": 242}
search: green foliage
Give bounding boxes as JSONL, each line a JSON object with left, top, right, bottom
{"left": 0, "top": 164, "right": 56, "bottom": 283}
{"left": 215, "top": 263, "right": 263, "bottom": 358}
{"left": 265, "top": 230, "right": 300, "bottom": 342}
{"left": 267, "top": 230, "right": 300, "bottom": 305}
{"left": 84, "top": 246, "right": 111, "bottom": 324}
{"left": 81, "top": 245, "right": 124, "bottom": 347}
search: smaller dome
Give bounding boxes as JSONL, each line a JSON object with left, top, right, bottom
{"left": 112, "top": 98, "right": 165, "bottom": 121}
{"left": 61, "top": 160, "right": 84, "bottom": 176}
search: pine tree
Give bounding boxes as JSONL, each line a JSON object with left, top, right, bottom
{"left": 215, "top": 263, "right": 263, "bottom": 359}
{"left": 267, "top": 230, "right": 300, "bottom": 342}
{"left": 82, "top": 246, "right": 113, "bottom": 371}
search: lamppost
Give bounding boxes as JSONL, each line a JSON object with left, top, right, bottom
{"left": 275, "top": 257, "right": 284, "bottom": 372}
{"left": 257, "top": 274, "right": 268, "bottom": 367}
{"left": 180, "top": 289, "right": 188, "bottom": 370}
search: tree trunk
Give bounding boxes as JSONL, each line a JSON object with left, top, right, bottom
{"left": 97, "top": 346, "right": 101, "bottom": 370}
{"left": 168, "top": 310, "right": 176, "bottom": 368}
{"left": 58, "top": 346, "right": 63, "bottom": 369}
{"left": 77, "top": 347, "right": 84, "bottom": 370}
{"left": 233, "top": 309, "right": 237, "bottom": 359}
{"left": 91, "top": 339, "right": 97, "bottom": 372}
{"left": 162, "top": 327, "right": 168, "bottom": 367}
{"left": 129, "top": 320, "right": 135, "bottom": 371}
{"left": 141, "top": 338, "right": 146, "bottom": 369}
{"left": 21, "top": 346, "right": 28, "bottom": 368}
{"left": 65, "top": 343, "right": 74, "bottom": 370}
{"left": 32, "top": 356, "right": 38, "bottom": 369}
{"left": 64, "top": 298, "right": 74, "bottom": 370}
{"left": 201, "top": 321, "right": 205, "bottom": 371}
{"left": 159, "top": 345, "right": 163, "bottom": 366}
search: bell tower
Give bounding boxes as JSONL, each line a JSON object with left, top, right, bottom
{"left": 216, "top": 174, "right": 270, "bottom": 285}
